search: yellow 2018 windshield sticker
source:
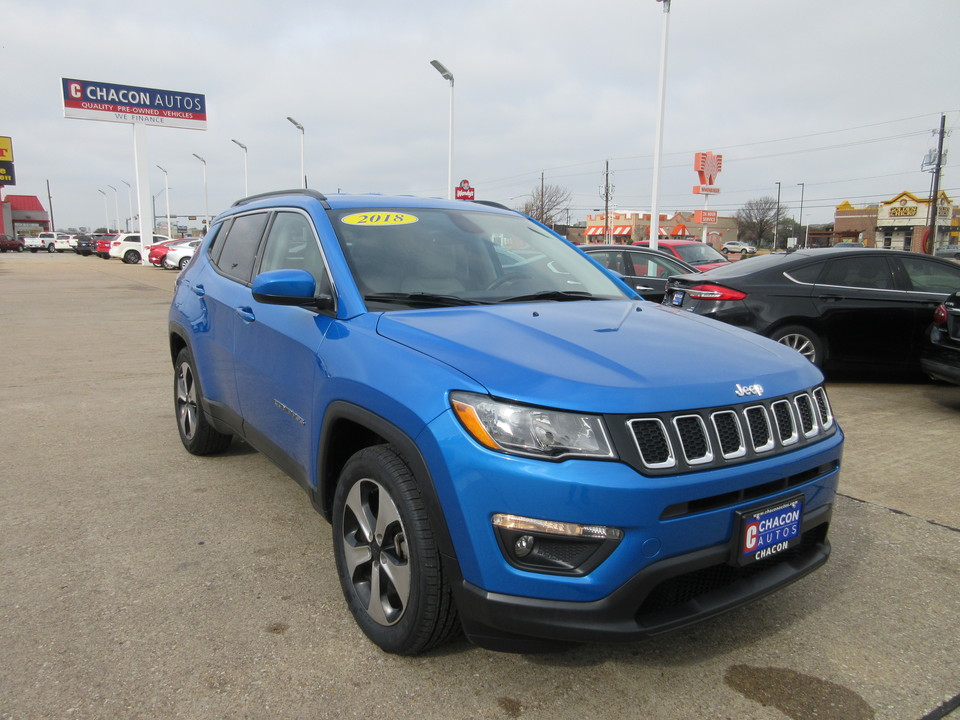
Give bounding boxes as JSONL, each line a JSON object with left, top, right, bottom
{"left": 341, "top": 212, "right": 419, "bottom": 227}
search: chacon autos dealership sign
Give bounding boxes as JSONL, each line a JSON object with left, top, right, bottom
{"left": 61, "top": 78, "right": 206, "bottom": 131}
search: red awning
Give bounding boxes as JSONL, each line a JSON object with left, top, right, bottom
{"left": 587, "top": 225, "right": 633, "bottom": 236}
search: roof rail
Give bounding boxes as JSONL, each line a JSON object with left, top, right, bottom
{"left": 232, "top": 189, "right": 329, "bottom": 208}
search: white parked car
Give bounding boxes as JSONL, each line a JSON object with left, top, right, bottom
{"left": 163, "top": 240, "right": 201, "bottom": 270}
{"left": 721, "top": 240, "right": 757, "bottom": 255}
{"left": 107, "top": 233, "right": 172, "bottom": 264}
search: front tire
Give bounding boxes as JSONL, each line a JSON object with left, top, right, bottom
{"left": 174, "top": 347, "right": 232, "bottom": 455}
{"left": 769, "top": 325, "right": 824, "bottom": 366}
{"left": 47, "top": 244, "right": 55, "bottom": 253}
{"left": 332, "top": 445, "right": 459, "bottom": 655}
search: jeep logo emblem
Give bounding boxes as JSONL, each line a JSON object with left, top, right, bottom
{"left": 735, "top": 383, "right": 764, "bottom": 397}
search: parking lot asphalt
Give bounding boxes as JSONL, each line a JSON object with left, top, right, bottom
{"left": 1, "top": 251, "right": 958, "bottom": 720}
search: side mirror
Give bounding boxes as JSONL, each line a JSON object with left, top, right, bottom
{"left": 252, "top": 269, "right": 332, "bottom": 310}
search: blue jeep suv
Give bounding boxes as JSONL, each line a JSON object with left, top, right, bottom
{"left": 169, "top": 190, "right": 843, "bottom": 655}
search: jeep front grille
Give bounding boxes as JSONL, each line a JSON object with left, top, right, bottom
{"left": 624, "top": 386, "right": 835, "bottom": 476}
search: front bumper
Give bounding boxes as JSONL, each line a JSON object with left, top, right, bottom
{"left": 420, "top": 410, "right": 843, "bottom": 649}
{"left": 453, "top": 503, "right": 831, "bottom": 651}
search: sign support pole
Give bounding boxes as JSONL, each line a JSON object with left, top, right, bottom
{"left": 133, "top": 124, "right": 155, "bottom": 264}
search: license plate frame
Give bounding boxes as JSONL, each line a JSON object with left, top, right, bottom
{"left": 733, "top": 495, "right": 804, "bottom": 566}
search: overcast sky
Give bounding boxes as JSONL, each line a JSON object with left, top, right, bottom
{"left": 3, "top": 0, "right": 958, "bottom": 232}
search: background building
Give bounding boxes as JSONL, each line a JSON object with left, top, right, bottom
{"left": 834, "top": 191, "right": 957, "bottom": 251}
{"left": 0, "top": 194, "right": 50, "bottom": 237}
{"left": 581, "top": 210, "right": 738, "bottom": 246}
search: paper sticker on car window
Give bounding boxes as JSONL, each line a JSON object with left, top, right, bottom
{"left": 341, "top": 212, "right": 419, "bottom": 227}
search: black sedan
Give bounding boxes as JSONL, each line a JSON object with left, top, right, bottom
{"left": 582, "top": 244, "right": 699, "bottom": 303}
{"left": 73, "top": 235, "right": 96, "bottom": 256}
{"left": 662, "top": 247, "right": 960, "bottom": 370}
{"left": 921, "top": 292, "right": 960, "bottom": 385}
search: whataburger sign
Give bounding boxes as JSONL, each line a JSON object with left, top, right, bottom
{"left": 61, "top": 78, "right": 206, "bottom": 131}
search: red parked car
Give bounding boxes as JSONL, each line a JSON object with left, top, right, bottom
{"left": 0, "top": 234, "right": 24, "bottom": 252}
{"left": 633, "top": 238, "right": 730, "bottom": 271}
{"left": 94, "top": 234, "right": 117, "bottom": 259}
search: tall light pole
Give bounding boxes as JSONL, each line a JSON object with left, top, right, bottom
{"left": 286, "top": 117, "right": 305, "bottom": 188}
{"left": 192, "top": 154, "right": 209, "bottom": 233}
{"left": 648, "top": 0, "right": 671, "bottom": 250}
{"left": 121, "top": 180, "right": 134, "bottom": 231}
{"left": 156, "top": 165, "right": 171, "bottom": 236}
{"left": 231, "top": 139, "right": 249, "bottom": 196}
{"left": 797, "top": 182, "right": 805, "bottom": 248}
{"left": 108, "top": 184, "right": 121, "bottom": 236}
{"left": 774, "top": 181, "right": 781, "bottom": 250}
{"left": 430, "top": 60, "right": 455, "bottom": 199}
{"left": 97, "top": 189, "right": 110, "bottom": 232}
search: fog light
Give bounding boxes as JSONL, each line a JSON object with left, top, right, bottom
{"left": 492, "top": 513, "right": 622, "bottom": 576}
{"left": 514, "top": 535, "right": 535, "bottom": 558}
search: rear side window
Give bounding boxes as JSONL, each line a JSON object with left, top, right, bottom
{"left": 819, "top": 256, "right": 894, "bottom": 290}
{"left": 589, "top": 251, "right": 626, "bottom": 274}
{"left": 899, "top": 256, "right": 960, "bottom": 294}
{"left": 627, "top": 251, "right": 689, "bottom": 278}
{"left": 786, "top": 261, "right": 825, "bottom": 284}
{"left": 214, "top": 212, "right": 269, "bottom": 283}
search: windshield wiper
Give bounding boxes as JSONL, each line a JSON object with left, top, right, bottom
{"left": 498, "top": 290, "right": 599, "bottom": 303}
{"left": 364, "top": 292, "right": 486, "bottom": 308}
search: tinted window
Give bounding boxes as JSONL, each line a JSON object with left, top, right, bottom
{"left": 899, "top": 257, "right": 960, "bottom": 294}
{"left": 259, "top": 212, "right": 329, "bottom": 294}
{"left": 819, "top": 256, "right": 894, "bottom": 290}
{"left": 786, "top": 261, "right": 825, "bottom": 284}
{"left": 626, "top": 251, "right": 690, "bottom": 278}
{"left": 214, "top": 212, "right": 269, "bottom": 283}
{"left": 588, "top": 250, "right": 626, "bottom": 274}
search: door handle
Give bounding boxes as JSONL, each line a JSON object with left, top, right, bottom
{"left": 236, "top": 306, "right": 255, "bottom": 323}
{"left": 816, "top": 294, "right": 843, "bottom": 302}
{"left": 634, "top": 285, "right": 655, "bottom": 292}
{"left": 192, "top": 283, "right": 205, "bottom": 297}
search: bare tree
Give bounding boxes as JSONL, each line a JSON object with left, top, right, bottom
{"left": 517, "top": 182, "right": 572, "bottom": 227}
{"left": 736, "top": 196, "right": 785, "bottom": 249}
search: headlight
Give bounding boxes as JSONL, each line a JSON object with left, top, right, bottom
{"left": 450, "top": 391, "right": 615, "bottom": 460}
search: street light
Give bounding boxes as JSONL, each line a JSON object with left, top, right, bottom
{"left": 774, "top": 181, "right": 781, "bottom": 250}
{"left": 108, "top": 184, "right": 120, "bottom": 237}
{"left": 156, "top": 165, "right": 171, "bottom": 236}
{"left": 192, "top": 154, "right": 209, "bottom": 232}
{"left": 430, "top": 60, "right": 455, "bottom": 199}
{"left": 797, "top": 182, "right": 805, "bottom": 248}
{"left": 97, "top": 189, "right": 109, "bottom": 233}
{"left": 231, "top": 139, "right": 249, "bottom": 196}
{"left": 121, "top": 180, "right": 133, "bottom": 231}
{"left": 286, "top": 117, "right": 305, "bottom": 189}
{"left": 648, "top": 0, "right": 671, "bottom": 250}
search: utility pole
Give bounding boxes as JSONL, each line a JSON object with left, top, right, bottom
{"left": 46, "top": 180, "right": 55, "bottom": 232}
{"left": 540, "top": 171, "right": 546, "bottom": 225}
{"left": 774, "top": 182, "right": 781, "bottom": 250}
{"left": 925, "top": 113, "right": 946, "bottom": 255}
{"left": 599, "top": 161, "right": 614, "bottom": 243}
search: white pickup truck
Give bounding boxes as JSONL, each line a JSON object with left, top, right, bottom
{"left": 24, "top": 232, "right": 72, "bottom": 253}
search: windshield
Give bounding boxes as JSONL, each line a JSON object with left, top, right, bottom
{"left": 332, "top": 207, "right": 628, "bottom": 309}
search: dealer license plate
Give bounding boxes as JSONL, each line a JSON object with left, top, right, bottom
{"left": 670, "top": 290, "right": 685, "bottom": 307}
{"left": 735, "top": 496, "right": 804, "bottom": 566}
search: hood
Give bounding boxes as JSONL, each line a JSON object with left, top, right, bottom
{"left": 376, "top": 301, "right": 822, "bottom": 414}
